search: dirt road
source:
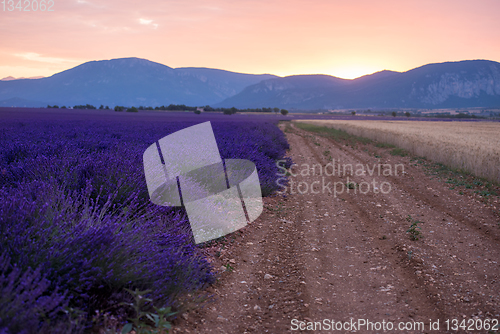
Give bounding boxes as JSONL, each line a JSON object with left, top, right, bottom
{"left": 175, "top": 122, "right": 500, "bottom": 333}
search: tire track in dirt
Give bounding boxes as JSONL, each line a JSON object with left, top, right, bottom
{"left": 293, "top": 126, "right": 447, "bottom": 323}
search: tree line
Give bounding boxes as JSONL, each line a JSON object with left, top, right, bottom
{"left": 46, "top": 104, "right": 289, "bottom": 115}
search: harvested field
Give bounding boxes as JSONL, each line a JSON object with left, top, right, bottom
{"left": 295, "top": 120, "right": 500, "bottom": 183}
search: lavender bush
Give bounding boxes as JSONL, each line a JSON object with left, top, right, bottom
{"left": 0, "top": 117, "right": 291, "bottom": 332}
{"left": 0, "top": 252, "right": 80, "bottom": 334}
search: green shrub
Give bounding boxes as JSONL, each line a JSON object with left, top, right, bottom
{"left": 375, "top": 142, "right": 396, "bottom": 148}
{"left": 390, "top": 148, "right": 408, "bottom": 157}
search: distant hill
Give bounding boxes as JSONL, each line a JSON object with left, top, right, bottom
{"left": 1, "top": 76, "right": 45, "bottom": 81}
{"left": 216, "top": 60, "right": 500, "bottom": 109}
{"left": 0, "top": 58, "right": 277, "bottom": 107}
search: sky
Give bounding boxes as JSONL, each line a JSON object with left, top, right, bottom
{"left": 1, "top": 0, "right": 499, "bottom": 79}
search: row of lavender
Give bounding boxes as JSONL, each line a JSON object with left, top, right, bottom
{"left": 0, "top": 118, "right": 291, "bottom": 333}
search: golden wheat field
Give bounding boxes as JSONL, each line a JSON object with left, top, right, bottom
{"left": 296, "top": 120, "right": 500, "bottom": 183}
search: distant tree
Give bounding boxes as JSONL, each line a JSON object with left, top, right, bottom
{"left": 194, "top": 109, "right": 201, "bottom": 114}
{"left": 74, "top": 104, "right": 96, "bottom": 110}
{"left": 47, "top": 105, "right": 52, "bottom": 108}
{"left": 127, "top": 106, "right": 139, "bottom": 112}
{"left": 273, "top": 107, "right": 280, "bottom": 114}
{"left": 61, "top": 106, "right": 66, "bottom": 109}
{"left": 351, "top": 111, "right": 356, "bottom": 116}
{"left": 280, "top": 109, "right": 289, "bottom": 116}
{"left": 99, "top": 105, "right": 104, "bottom": 110}
{"left": 223, "top": 107, "right": 237, "bottom": 115}
{"left": 391, "top": 111, "right": 397, "bottom": 117}
{"left": 204, "top": 105, "right": 215, "bottom": 111}
{"left": 114, "top": 106, "right": 124, "bottom": 112}
{"left": 405, "top": 112, "right": 411, "bottom": 118}
{"left": 105, "top": 106, "right": 110, "bottom": 110}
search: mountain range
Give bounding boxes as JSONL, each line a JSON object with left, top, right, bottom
{"left": 0, "top": 58, "right": 276, "bottom": 108}
{"left": 1, "top": 58, "right": 499, "bottom": 109}
{"left": 217, "top": 60, "right": 500, "bottom": 109}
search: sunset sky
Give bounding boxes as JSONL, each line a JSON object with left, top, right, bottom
{"left": 1, "top": 0, "right": 499, "bottom": 79}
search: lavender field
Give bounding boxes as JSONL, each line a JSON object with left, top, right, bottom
{"left": 0, "top": 109, "right": 291, "bottom": 333}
